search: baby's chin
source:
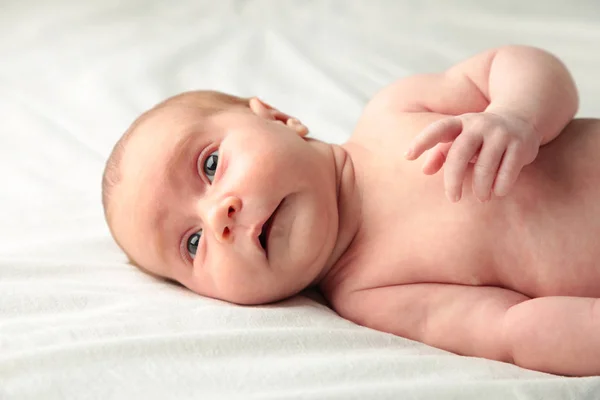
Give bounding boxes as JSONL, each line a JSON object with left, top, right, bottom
{"left": 191, "top": 276, "right": 308, "bottom": 305}
{"left": 217, "top": 286, "right": 302, "bottom": 306}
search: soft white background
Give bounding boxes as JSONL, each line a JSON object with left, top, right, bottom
{"left": 1, "top": 1, "right": 599, "bottom": 399}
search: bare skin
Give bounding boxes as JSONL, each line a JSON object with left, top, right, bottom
{"left": 325, "top": 46, "right": 600, "bottom": 376}
{"left": 106, "top": 45, "right": 600, "bottom": 376}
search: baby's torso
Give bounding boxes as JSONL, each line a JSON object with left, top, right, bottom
{"left": 323, "top": 102, "right": 600, "bottom": 305}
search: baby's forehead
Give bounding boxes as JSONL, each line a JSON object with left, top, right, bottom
{"left": 134, "top": 104, "right": 204, "bottom": 134}
{"left": 124, "top": 112, "right": 190, "bottom": 165}
{"left": 121, "top": 107, "right": 202, "bottom": 157}
{"left": 120, "top": 96, "right": 250, "bottom": 178}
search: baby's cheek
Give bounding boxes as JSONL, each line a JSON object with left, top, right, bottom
{"left": 204, "top": 260, "right": 255, "bottom": 300}
{"left": 281, "top": 219, "right": 332, "bottom": 289}
{"left": 217, "top": 277, "right": 273, "bottom": 305}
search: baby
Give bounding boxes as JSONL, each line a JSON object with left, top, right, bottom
{"left": 102, "top": 45, "right": 600, "bottom": 376}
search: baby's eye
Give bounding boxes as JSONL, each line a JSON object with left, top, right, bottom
{"left": 203, "top": 150, "right": 219, "bottom": 182}
{"left": 187, "top": 230, "right": 202, "bottom": 259}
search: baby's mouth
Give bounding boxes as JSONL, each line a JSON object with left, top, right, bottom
{"left": 258, "top": 199, "right": 284, "bottom": 256}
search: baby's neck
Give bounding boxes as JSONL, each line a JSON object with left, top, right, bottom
{"left": 308, "top": 140, "right": 362, "bottom": 288}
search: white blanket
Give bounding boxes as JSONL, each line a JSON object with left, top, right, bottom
{"left": 2, "top": 1, "right": 600, "bottom": 398}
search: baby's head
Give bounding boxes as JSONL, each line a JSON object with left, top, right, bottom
{"left": 102, "top": 91, "right": 341, "bottom": 304}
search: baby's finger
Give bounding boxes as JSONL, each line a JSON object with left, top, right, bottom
{"left": 444, "top": 134, "right": 483, "bottom": 202}
{"left": 472, "top": 139, "right": 507, "bottom": 202}
{"left": 422, "top": 145, "right": 447, "bottom": 175}
{"left": 405, "top": 117, "right": 462, "bottom": 160}
{"left": 493, "top": 144, "right": 523, "bottom": 197}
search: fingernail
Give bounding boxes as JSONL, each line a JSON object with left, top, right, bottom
{"left": 447, "top": 192, "right": 459, "bottom": 202}
{"left": 404, "top": 149, "right": 413, "bottom": 159}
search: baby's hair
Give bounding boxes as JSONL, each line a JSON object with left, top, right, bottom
{"left": 102, "top": 90, "right": 249, "bottom": 270}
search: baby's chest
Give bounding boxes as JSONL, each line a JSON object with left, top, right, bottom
{"left": 336, "top": 188, "right": 502, "bottom": 294}
{"left": 342, "top": 109, "right": 600, "bottom": 295}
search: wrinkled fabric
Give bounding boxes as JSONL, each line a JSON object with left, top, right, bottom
{"left": 1, "top": 1, "right": 599, "bottom": 399}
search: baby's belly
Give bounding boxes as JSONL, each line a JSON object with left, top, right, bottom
{"left": 492, "top": 119, "right": 600, "bottom": 296}
{"left": 343, "top": 119, "right": 600, "bottom": 298}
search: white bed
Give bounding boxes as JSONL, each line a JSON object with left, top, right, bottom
{"left": 2, "top": 1, "right": 600, "bottom": 398}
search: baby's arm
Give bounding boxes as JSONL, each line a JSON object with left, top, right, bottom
{"left": 342, "top": 284, "right": 600, "bottom": 375}
{"left": 378, "top": 46, "right": 578, "bottom": 201}
{"left": 340, "top": 284, "right": 525, "bottom": 363}
{"left": 382, "top": 45, "right": 578, "bottom": 143}
{"left": 470, "top": 46, "right": 578, "bottom": 145}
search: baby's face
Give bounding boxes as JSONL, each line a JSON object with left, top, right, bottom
{"left": 111, "top": 104, "right": 340, "bottom": 304}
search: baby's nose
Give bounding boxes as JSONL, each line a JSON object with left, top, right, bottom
{"left": 207, "top": 196, "right": 242, "bottom": 244}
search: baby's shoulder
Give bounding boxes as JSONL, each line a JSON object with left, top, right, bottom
{"left": 348, "top": 96, "right": 447, "bottom": 149}
{"left": 347, "top": 77, "right": 455, "bottom": 148}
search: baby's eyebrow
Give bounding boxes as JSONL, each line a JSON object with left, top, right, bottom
{"left": 153, "top": 127, "right": 203, "bottom": 272}
{"left": 152, "top": 205, "right": 172, "bottom": 271}
{"left": 165, "top": 130, "right": 197, "bottom": 179}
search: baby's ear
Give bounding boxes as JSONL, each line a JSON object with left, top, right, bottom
{"left": 249, "top": 97, "right": 308, "bottom": 137}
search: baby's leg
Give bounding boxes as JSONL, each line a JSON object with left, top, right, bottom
{"left": 504, "top": 296, "right": 600, "bottom": 375}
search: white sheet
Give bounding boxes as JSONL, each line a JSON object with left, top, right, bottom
{"left": 2, "top": 1, "right": 600, "bottom": 398}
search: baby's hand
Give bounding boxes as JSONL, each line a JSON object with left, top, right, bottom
{"left": 404, "top": 112, "right": 540, "bottom": 202}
